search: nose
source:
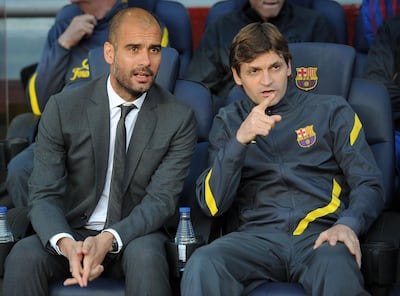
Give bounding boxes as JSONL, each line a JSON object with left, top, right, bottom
{"left": 260, "top": 70, "right": 272, "bottom": 85}
{"left": 138, "top": 49, "right": 151, "bottom": 66}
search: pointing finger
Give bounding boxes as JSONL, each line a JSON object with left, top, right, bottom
{"left": 254, "top": 96, "right": 274, "bottom": 113}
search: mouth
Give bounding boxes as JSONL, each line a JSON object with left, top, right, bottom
{"left": 260, "top": 1, "right": 279, "bottom": 5}
{"left": 259, "top": 1, "right": 281, "bottom": 11}
{"left": 133, "top": 68, "right": 153, "bottom": 83}
{"left": 261, "top": 89, "right": 275, "bottom": 96}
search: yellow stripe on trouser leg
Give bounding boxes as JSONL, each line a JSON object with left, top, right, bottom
{"left": 293, "top": 178, "right": 341, "bottom": 235}
{"left": 205, "top": 169, "right": 218, "bottom": 216}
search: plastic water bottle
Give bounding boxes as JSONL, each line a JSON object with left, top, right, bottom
{"left": 174, "top": 207, "right": 196, "bottom": 272}
{"left": 0, "top": 207, "right": 14, "bottom": 243}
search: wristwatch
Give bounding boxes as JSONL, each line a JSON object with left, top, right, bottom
{"left": 111, "top": 237, "right": 119, "bottom": 253}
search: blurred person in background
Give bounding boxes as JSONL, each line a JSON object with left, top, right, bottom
{"left": 363, "top": 16, "right": 400, "bottom": 171}
{"left": 184, "top": 0, "right": 337, "bottom": 112}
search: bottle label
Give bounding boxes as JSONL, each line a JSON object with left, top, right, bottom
{"left": 178, "top": 244, "right": 187, "bottom": 262}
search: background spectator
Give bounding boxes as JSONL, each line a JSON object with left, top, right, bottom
{"left": 184, "top": 0, "right": 337, "bottom": 112}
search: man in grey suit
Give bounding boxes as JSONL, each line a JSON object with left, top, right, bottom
{"left": 3, "top": 7, "right": 197, "bottom": 296}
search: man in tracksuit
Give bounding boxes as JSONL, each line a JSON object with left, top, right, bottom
{"left": 181, "top": 22, "right": 384, "bottom": 296}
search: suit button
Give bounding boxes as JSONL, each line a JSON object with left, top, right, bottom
{"left": 80, "top": 213, "right": 88, "bottom": 220}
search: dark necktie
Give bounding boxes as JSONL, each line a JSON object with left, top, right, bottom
{"left": 105, "top": 104, "right": 135, "bottom": 227}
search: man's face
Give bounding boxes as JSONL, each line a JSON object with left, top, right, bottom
{"left": 104, "top": 17, "right": 162, "bottom": 101}
{"left": 249, "top": 0, "right": 285, "bottom": 21}
{"left": 232, "top": 51, "right": 291, "bottom": 106}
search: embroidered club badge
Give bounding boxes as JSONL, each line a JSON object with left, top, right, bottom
{"left": 295, "top": 67, "right": 318, "bottom": 91}
{"left": 295, "top": 125, "right": 316, "bottom": 148}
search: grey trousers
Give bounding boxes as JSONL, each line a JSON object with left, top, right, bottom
{"left": 181, "top": 229, "right": 369, "bottom": 296}
{"left": 3, "top": 229, "right": 172, "bottom": 296}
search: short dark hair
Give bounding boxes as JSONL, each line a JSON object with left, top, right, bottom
{"left": 229, "top": 22, "right": 291, "bottom": 75}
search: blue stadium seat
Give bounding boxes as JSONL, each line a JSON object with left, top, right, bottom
{"left": 128, "top": 0, "right": 193, "bottom": 78}
{"left": 205, "top": 0, "right": 347, "bottom": 44}
{"left": 223, "top": 42, "right": 395, "bottom": 295}
{"left": 353, "top": 9, "right": 370, "bottom": 54}
{"left": 289, "top": 42, "right": 355, "bottom": 97}
{"left": 352, "top": 9, "right": 369, "bottom": 78}
{"left": 49, "top": 278, "right": 124, "bottom": 296}
{"left": 205, "top": 0, "right": 245, "bottom": 27}
{"left": 171, "top": 79, "right": 214, "bottom": 243}
{"left": 353, "top": 51, "right": 368, "bottom": 78}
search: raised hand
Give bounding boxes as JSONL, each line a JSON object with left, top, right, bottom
{"left": 58, "top": 14, "right": 97, "bottom": 49}
{"left": 236, "top": 96, "right": 282, "bottom": 145}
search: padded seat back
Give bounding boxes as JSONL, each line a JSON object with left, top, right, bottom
{"left": 289, "top": 42, "right": 355, "bottom": 98}
{"left": 205, "top": 0, "right": 247, "bottom": 27}
{"left": 354, "top": 11, "right": 370, "bottom": 53}
{"left": 171, "top": 79, "right": 214, "bottom": 242}
{"left": 50, "top": 278, "right": 124, "bottom": 296}
{"left": 348, "top": 78, "right": 394, "bottom": 207}
{"left": 307, "top": 0, "right": 347, "bottom": 44}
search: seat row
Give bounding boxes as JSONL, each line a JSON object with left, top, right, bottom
{"left": 42, "top": 41, "right": 398, "bottom": 295}
{"left": 134, "top": 0, "right": 374, "bottom": 80}
{"left": 3, "top": 1, "right": 399, "bottom": 294}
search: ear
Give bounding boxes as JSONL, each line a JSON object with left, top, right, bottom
{"left": 104, "top": 41, "right": 114, "bottom": 65}
{"left": 231, "top": 67, "right": 242, "bottom": 86}
{"left": 287, "top": 59, "right": 292, "bottom": 77}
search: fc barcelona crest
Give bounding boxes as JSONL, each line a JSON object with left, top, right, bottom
{"left": 295, "top": 67, "right": 318, "bottom": 91}
{"left": 295, "top": 125, "right": 316, "bottom": 148}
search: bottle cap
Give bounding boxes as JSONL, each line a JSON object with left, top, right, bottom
{"left": 179, "top": 207, "right": 190, "bottom": 213}
{"left": 0, "top": 207, "right": 7, "bottom": 214}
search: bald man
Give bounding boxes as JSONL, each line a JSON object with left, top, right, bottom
{"left": 3, "top": 7, "right": 197, "bottom": 296}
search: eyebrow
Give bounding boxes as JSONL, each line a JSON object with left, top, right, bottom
{"left": 125, "top": 43, "right": 162, "bottom": 49}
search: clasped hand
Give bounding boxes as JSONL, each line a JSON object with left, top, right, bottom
{"left": 58, "top": 232, "right": 113, "bottom": 287}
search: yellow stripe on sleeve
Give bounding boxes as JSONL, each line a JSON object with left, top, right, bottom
{"left": 293, "top": 178, "right": 341, "bottom": 235}
{"left": 28, "top": 73, "right": 42, "bottom": 116}
{"left": 161, "top": 27, "right": 169, "bottom": 47}
{"left": 350, "top": 114, "right": 362, "bottom": 146}
{"left": 205, "top": 169, "right": 218, "bottom": 216}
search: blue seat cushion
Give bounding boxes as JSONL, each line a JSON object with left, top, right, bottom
{"left": 49, "top": 278, "right": 124, "bottom": 296}
{"left": 247, "top": 282, "right": 306, "bottom": 296}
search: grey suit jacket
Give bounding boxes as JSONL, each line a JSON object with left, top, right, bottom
{"left": 28, "top": 75, "right": 197, "bottom": 248}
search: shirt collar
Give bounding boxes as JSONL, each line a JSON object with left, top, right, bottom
{"left": 107, "top": 76, "right": 146, "bottom": 110}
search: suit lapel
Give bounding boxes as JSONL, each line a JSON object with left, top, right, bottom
{"left": 123, "top": 90, "right": 158, "bottom": 192}
{"left": 86, "top": 76, "right": 110, "bottom": 198}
